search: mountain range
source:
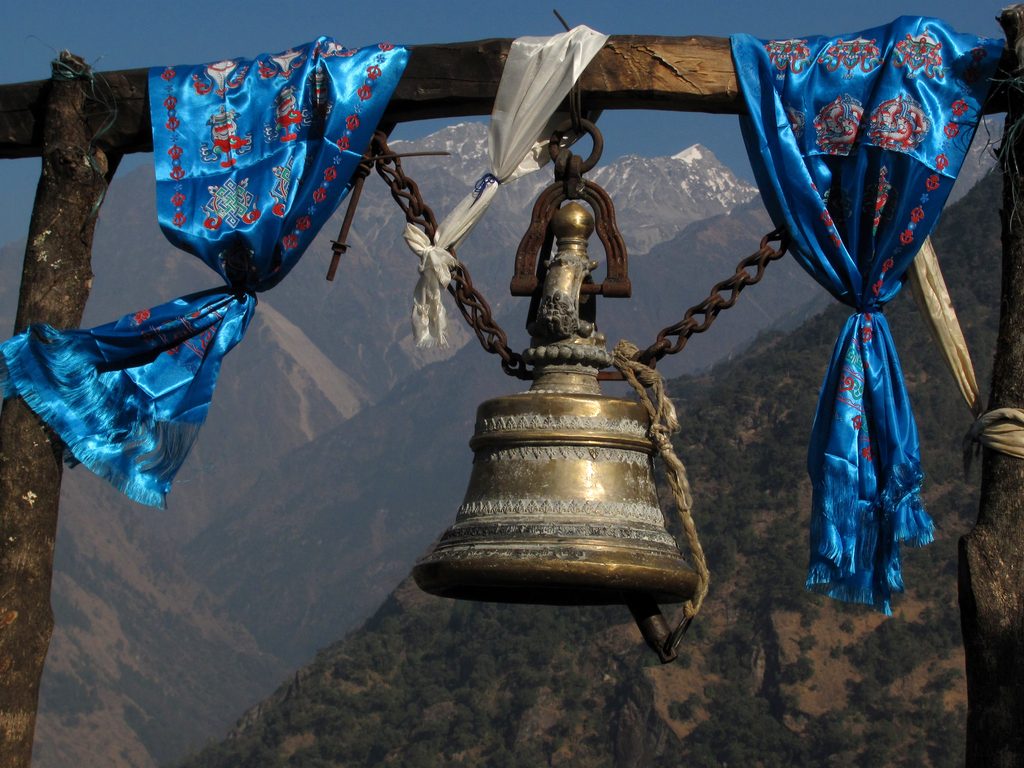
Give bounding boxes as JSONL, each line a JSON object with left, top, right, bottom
{"left": 173, "top": 158, "right": 1005, "bottom": 768}
{"left": 0, "top": 122, "right": 847, "bottom": 767}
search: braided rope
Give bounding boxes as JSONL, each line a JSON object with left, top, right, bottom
{"left": 612, "top": 339, "right": 710, "bottom": 638}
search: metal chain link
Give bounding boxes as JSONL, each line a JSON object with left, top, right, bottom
{"left": 633, "top": 228, "right": 790, "bottom": 368}
{"left": 370, "top": 131, "right": 440, "bottom": 241}
{"left": 367, "top": 130, "right": 787, "bottom": 379}
{"left": 370, "top": 131, "right": 530, "bottom": 378}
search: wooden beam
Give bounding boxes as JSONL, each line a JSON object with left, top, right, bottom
{"left": 0, "top": 36, "right": 748, "bottom": 160}
{"left": 1, "top": 35, "right": 1012, "bottom": 161}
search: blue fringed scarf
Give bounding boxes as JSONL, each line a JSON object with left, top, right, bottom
{"left": 731, "top": 18, "right": 1002, "bottom": 612}
{"left": 0, "top": 38, "right": 408, "bottom": 507}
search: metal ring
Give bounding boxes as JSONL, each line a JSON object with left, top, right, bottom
{"left": 547, "top": 118, "right": 603, "bottom": 173}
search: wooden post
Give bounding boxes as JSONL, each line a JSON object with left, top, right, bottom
{"left": 0, "top": 52, "right": 116, "bottom": 768}
{"left": 959, "top": 7, "right": 1024, "bottom": 767}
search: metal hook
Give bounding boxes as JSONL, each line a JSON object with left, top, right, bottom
{"left": 548, "top": 118, "right": 603, "bottom": 173}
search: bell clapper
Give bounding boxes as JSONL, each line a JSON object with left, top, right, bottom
{"left": 628, "top": 596, "right": 679, "bottom": 664}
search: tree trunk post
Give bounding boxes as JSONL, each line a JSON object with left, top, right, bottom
{"left": 0, "top": 52, "right": 115, "bottom": 768}
{"left": 959, "top": 7, "right": 1024, "bottom": 767}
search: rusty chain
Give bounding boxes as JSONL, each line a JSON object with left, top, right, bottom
{"left": 370, "top": 131, "right": 531, "bottom": 379}
{"left": 633, "top": 228, "right": 790, "bottom": 369}
{"left": 370, "top": 131, "right": 439, "bottom": 241}
{"left": 362, "top": 129, "right": 788, "bottom": 379}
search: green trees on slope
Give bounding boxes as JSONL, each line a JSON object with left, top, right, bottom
{"left": 177, "top": 173, "right": 1002, "bottom": 768}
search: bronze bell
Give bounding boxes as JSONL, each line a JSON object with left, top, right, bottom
{"left": 413, "top": 202, "right": 697, "bottom": 662}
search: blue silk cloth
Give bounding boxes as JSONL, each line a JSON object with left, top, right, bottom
{"left": 731, "top": 18, "right": 1001, "bottom": 612}
{"left": 0, "top": 39, "right": 407, "bottom": 507}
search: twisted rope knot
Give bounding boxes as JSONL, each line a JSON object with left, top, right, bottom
{"left": 613, "top": 340, "right": 680, "bottom": 434}
{"left": 612, "top": 338, "right": 640, "bottom": 363}
{"left": 650, "top": 424, "right": 674, "bottom": 451}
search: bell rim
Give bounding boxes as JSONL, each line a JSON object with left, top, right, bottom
{"left": 412, "top": 550, "right": 698, "bottom": 606}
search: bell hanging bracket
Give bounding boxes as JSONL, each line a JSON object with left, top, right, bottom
{"left": 511, "top": 119, "right": 631, "bottom": 299}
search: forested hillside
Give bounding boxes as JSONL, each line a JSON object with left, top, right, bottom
{"left": 0, "top": 126, "right": 820, "bottom": 767}
{"left": 173, "top": 165, "right": 1003, "bottom": 768}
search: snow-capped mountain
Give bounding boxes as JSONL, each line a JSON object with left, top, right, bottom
{"left": 389, "top": 122, "right": 757, "bottom": 255}
{"left": 590, "top": 144, "right": 757, "bottom": 254}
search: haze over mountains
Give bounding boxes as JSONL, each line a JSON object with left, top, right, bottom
{"left": 0, "top": 121, "right": 996, "bottom": 766}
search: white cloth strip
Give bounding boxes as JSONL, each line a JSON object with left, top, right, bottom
{"left": 908, "top": 238, "right": 982, "bottom": 417}
{"left": 909, "top": 237, "right": 1024, "bottom": 461}
{"left": 405, "top": 25, "right": 608, "bottom": 346}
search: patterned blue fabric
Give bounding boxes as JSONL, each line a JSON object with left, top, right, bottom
{"left": 0, "top": 38, "right": 407, "bottom": 508}
{"left": 731, "top": 18, "right": 1001, "bottom": 612}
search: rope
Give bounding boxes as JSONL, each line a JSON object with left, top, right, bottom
{"left": 612, "top": 339, "right": 710, "bottom": 646}
{"left": 965, "top": 408, "right": 1024, "bottom": 468}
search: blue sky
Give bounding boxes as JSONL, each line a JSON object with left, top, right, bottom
{"left": 0, "top": 0, "right": 1008, "bottom": 249}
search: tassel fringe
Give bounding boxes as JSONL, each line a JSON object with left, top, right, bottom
{"left": 0, "top": 327, "right": 202, "bottom": 508}
{"left": 806, "top": 460, "right": 930, "bottom": 615}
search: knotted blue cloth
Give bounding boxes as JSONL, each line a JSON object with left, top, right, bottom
{"left": 732, "top": 18, "right": 1001, "bottom": 612}
{"left": 0, "top": 38, "right": 407, "bottom": 507}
